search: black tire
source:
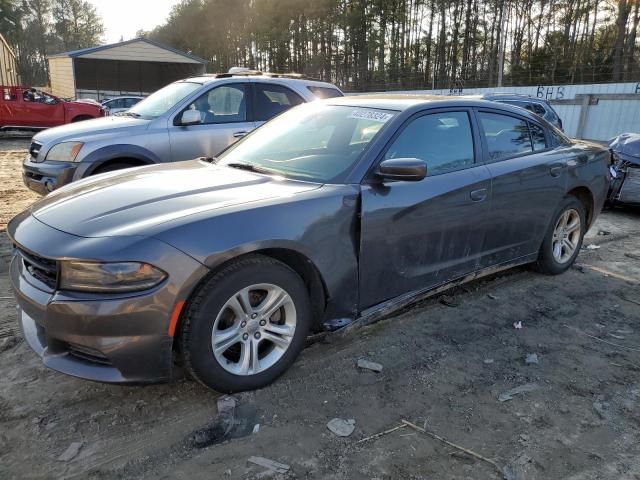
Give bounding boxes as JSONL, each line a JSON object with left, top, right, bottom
{"left": 180, "top": 255, "right": 312, "bottom": 393}
{"left": 92, "top": 162, "right": 138, "bottom": 175}
{"left": 536, "top": 196, "right": 586, "bottom": 275}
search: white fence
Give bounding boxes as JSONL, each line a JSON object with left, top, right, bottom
{"left": 352, "top": 82, "right": 640, "bottom": 141}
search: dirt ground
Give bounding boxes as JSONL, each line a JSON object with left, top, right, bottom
{"left": 1, "top": 136, "right": 639, "bottom": 480}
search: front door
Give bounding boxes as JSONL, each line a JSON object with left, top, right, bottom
{"left": 168, "top": 83, "right": 255, "bottom": 161}
{"left": 359, "top": 109, "right": 492, "bottom": 309}
{"left": 475, "top": 109, "right": 568, "bottom": 266}
{"left": 16, "top": 89, "right": 65, "bottom": 127}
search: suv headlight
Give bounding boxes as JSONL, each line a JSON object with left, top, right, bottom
{"left": 46, "top": 142, "right": 84, "bottom": 162}
{"left": 59, "top": 261, "right": 167, "bottom": 292}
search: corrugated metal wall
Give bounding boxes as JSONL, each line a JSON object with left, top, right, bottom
{"left": 353, "top": 82, "right": 640, "bottom": 141}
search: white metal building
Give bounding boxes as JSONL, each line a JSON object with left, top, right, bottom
{"left": 47, "top": 38, "right": 207, "bottom": 100}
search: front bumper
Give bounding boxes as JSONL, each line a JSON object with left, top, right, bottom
{"left": 22, "top": 155, "right": 83, "bottom": 195}
{"left": 7, "top": 213, "right": 208, "bottom": 384}
{"left": 12, "top": 257, "right": 174, "bottom": 383}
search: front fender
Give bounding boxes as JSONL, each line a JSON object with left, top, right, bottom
{"left": 76, "top": 144, "right": 160, "bottom": 178}
{"left": 154, "top": 185, "right": 361, "bottom": 321}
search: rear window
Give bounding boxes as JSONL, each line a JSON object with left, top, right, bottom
{"left": 307, "top": 86, "right": 343, "bottom": 99}
{"left": 479, "top": 111, "right": 533, "bottom": 161}
{"left": 530, "top": 123, "right": 547, "bottom": 150}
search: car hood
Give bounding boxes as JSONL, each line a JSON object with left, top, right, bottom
{"left": 33, "top": 116, "right": 150, "bottom": 145}
{"left": 610, "top": 133, "right": 640, "bottom": 166}
{"left": 30, "top": 160, "right": 322, "bottom": 238}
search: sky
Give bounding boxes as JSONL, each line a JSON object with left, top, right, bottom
{"left": 86, "top": 0, "right": 181, "bottom": 44}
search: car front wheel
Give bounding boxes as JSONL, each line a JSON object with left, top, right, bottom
{"left": 536, "top": 196, "right": 586, "bottom": 275}
{"left": 180, "top": 255, "right": 312, "bottom": 392}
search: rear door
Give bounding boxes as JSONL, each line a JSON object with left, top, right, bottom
{"left": 476, "top": 109, "right": 568, "bottom": 266}
{"left": 359, "top": 108, "right": 492, "bottom": 309}
{"left": 168, "top": 83, "right": 254, "bottom": 161}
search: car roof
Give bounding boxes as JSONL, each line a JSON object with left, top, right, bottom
{"left": 324, "top": 93, "right": 519, "bottom": 112}
{"left": 479, "top": 93, "right": 548, "bottom": 103}
{"left": 182, "top": 74, "right": 340, "bottom": 90}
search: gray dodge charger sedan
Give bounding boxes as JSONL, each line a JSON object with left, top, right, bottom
{"left": 9, "top": 95, "right": 610, "bottom": 392}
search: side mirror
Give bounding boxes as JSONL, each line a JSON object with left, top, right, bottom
{"left": 377, "top": 158, "right": 427, "bottom": 181}
{"left": 179, "top": 109, "right": 202, "bottom": 126}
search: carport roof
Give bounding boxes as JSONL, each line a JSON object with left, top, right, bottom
{"left": 48, "top": 37, "right": 207, "bottom": 64}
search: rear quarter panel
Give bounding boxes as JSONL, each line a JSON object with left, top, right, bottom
{"left": 567, "top": 140, "right": 610, "bottom": 227}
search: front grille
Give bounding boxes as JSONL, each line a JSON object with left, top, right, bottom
{"left": 17, "top": 247, "right": 58, "bottom": 289}
{"left": 66, "top": 343, "right": 112, "bottom": 366}
{"left": 29, "top": 141, "right": 42, "bottom": 159}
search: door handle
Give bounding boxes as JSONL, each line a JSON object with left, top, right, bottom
{"left": 233, "top": 131, "right": 248, "bottom": 138}
{"left": 470, "top": 188, "right": 488, "bottom": 202}
{"left": 550, "top": 165, "right": 564, "bottom": 177}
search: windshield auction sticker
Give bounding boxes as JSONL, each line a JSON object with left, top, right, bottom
{"left": 349, "top": 109, "right": 394, "bottom": 123}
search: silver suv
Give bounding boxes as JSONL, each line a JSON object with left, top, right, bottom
{"left": 22, "top": 73, "right": 343, "bottom": 194}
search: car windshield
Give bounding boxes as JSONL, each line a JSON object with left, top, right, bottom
{"left": 217, "top": 104, "right": 396, "bottom": 183}
{"left": 128, "top": 82, "right": 201, "bottom": 119}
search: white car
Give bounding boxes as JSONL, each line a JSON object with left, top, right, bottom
{"left": 101, "top": 96, "right": 143, "bottom": 115}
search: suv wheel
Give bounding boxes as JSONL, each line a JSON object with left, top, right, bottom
{"left": 180, "top": 255, "right": 312, "bottom": 392}
{"left": 536, "top": 196, "right": 586, "bottom": 275}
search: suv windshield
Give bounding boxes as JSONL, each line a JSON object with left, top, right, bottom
{"left": 217, "top": 104, "right": 396, "bottom": 183}
{"left": 128, "top": 81, "right": 201, "bottom": 119}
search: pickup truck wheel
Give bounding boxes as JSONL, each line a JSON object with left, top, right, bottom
{"left": 92, "top": 162, "right": 139, "bottom": 175}
{"left": 71, "top": 115, "right": 93, "bottom": 122}
{"left": 180, "top": 255, "right": 312, "bottom": 393}
{"left": 536, "top": 196, "right": 586, "bottom": 275}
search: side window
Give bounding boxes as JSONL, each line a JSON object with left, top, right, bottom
{"left": 254, "top": 84, "right": 304, "bottom": 122}
{"left": 530, "top": 123, "right": 547, "bottom": 150}
{"left": 478, "top": 112, "right": 533, "bottom": 161}
{"left": 185, "top": 84, "right": 247, "bottom": 125}
{"left": 384, "top": 111, "right": 475, "bottom": 176}
{"left": 125, "top": 98, "right": 141, "bottom": 108}
{"left": 3, "top": 88, "right": 16, "bottom": 101}
{"left": 41, "top": 93, "right": 58, "bottom": 105}
{"left": 531, "top": 103, "right": 546, "bottom": 116}
{"left": 307, "top": 86, "right": 343, "bottom": 99}
{"left": 110, "top": 99, "right": 125, "bottom": 109}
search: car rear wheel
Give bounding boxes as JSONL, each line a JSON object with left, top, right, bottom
{"left": 180, "top": 255, "right": 312, "bottom": 392}
{"left": 71, "top": 115, "right": 93, "bottom": 122}
{"left": 536, "top": 196, "right": 586, "bottom": 275}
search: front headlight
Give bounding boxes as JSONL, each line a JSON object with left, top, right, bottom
{"left": 46, "top": 142, "right": 84, "bottom": 162}
{"left": 59, "top": 261, "right": 167, "bottom": 292}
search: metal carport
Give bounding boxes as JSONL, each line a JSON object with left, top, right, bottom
{"left": 47, "top": 38, "right": 207, "bottom": 100}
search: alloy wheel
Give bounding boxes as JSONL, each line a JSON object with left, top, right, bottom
{"left": 551, "top": 208, "right": 581, "bottom": 264}
{"left": 211, "top": 283, "right": 296, "bottom": 375}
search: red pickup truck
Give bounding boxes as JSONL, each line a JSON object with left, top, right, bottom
{"left": 1, "top": 86, "right": 104, "bottom": 131}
